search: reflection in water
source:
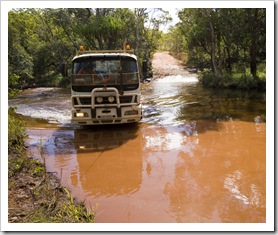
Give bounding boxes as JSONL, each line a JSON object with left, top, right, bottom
{"left": 26, "top": 125, "right": 144, "bottom": 222}
{"left": 142, "top": 79, "right": 265, "bottom": 125}
{"left": 142, "top": 124, "right": 199, "bottom": 157}
{"left": 73, "top": 125, "right": 142, "bottom": 199}
{"left": 162, "top": 121, "right": 266, "bottom": 223}
{"left": 26, "top": 119, "right": 266, "bottom": 223}
{"left": 224, "top": 170, "right": 250, "bottom": 205}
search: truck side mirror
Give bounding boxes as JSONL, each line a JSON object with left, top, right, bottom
{"left": 61, "top": 63, "right": 68, "bottom": 77}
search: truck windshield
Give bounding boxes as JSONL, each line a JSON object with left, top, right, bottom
{"left": 71, "top": 56, "right": 139, "bottom": 89}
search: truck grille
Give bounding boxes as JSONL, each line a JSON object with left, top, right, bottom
{"left": 95, "top": 96, "right": 117, "bottom": 104}
{"left": 120, "top": 96, "right": 133, "bottom": 103}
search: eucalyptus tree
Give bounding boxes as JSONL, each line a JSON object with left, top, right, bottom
{"left": 177, "top": 8, "right": 266, "bottom": 82}
{"left": 146, "top": 8, "right": 172, "bottom": 53}
{"left": 134, "top": 8, "right": 172, "bottom": 78}
{"left": 8, "top": 8, "right": 171, "bottom": 90}
{"left": 178, "top": 8, "right": 225, "bottom": 78}
{"left": 245, "top": 8, "right": 266, "bottom": 78}
{"left": 8, "top": 9, "right": 36, "bottom": 90}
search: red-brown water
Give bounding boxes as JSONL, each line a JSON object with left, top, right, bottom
{"left": 25, "top": 121, "right": 265, "bottom": 223}
{"left": 9, "top": 75, "right": 266, "bottom": 223}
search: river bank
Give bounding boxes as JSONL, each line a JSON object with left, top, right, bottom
{"left": 8, "top": 110, "right": 95, "bottom": 223}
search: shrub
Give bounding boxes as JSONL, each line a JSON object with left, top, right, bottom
{"left": 199, "top": 70, "right": 266, "bottom": 90}
{"left": 198, "top": 70, "right": 221, "bottom": 87}
{"left": 8, "top": 108, "right": 27, "bottom": 152}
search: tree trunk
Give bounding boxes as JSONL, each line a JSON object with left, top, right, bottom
{"left": 205, "top": 9, "right": 222, "bottom": 79}
{"left": 209, "top": 25, "right": 222, "bottom": 78}
{"left": 249, "top": 9, "right": 258, "bottom": 78}
{"left": 250, "top": 41, "right": 257, "bottom": 78}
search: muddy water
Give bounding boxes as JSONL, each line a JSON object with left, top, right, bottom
{"left": 9, "top": 76, "right": 266, "bottom": 223}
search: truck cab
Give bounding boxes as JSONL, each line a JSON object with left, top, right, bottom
{"left": 65, "top": 47, "right": 142, "bottom": 125}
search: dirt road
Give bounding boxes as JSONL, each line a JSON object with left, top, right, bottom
{"left": 152, "top": 51, "right": 192, "bottom": 78}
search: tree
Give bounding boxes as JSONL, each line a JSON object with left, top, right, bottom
{"left": 8, "top": 8, "right": 170, "bottom": 91}
{"left": 245, "top": 8, "right": 266, "bottom": 78}
{"left": 176, "top": 8, "right": 266, "bottom": 88}
{"left": 8, "top": 10, "right": 36, "bottom": 89}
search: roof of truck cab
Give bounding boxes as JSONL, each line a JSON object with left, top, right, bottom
{"left": 72, "top": 52, "right": 137, "bottom": 61}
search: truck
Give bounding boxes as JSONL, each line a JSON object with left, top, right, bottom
{"left": 62, "top": 45, "right": 143, "bottom": 125}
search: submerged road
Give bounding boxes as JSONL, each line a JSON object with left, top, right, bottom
{"left": 9, "top": 52, "right": 266, "bottom": 223}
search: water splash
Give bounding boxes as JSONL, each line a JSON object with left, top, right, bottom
{"left": 155, "top": 75, "right": 199, "bottom": 83}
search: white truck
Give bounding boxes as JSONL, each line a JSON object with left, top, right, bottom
{"left": 62, "top": 46, "right": 143, "bottom": 125}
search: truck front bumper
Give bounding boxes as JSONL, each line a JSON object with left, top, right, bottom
{"left": 71, "top": 105, "right": 142, "bottom": 125}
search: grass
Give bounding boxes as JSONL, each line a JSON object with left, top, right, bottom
{"left": 8, "top": 108, "right": 95, "bottom": 223}
{"left": 199, "top": 68, "right": 266, "bottom": 90}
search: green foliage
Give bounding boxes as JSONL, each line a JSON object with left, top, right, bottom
{"left": 27, "top": 186, "right": 95, "bottom": 223}
{"left": 158, "top": 26, "right": 187, "bottom": 54}
{"left": 8, "top": 72, "right": 20, "bottom": 97}
{"left": 8, "top": 10, "right": 36, "bottom": 91}
{"left": 9, "top": 8, "right": 266, "bottom": 90}
{"left": 8, "top": 108, "right": 27, "bottom": 152}
{"left": 8, "top": 108, "right": 28, "bottom": 178}
{"left": 8, "top": 8, "right": 169, "bottom": 91}
{"left": 199, "top": 66, "right": 266, "bottom": 90}
{"left": 172, "top": 8, "right": 266, "bottom": 90}
{"left": 52, "top": 188, "right": 95, "bottom": 223}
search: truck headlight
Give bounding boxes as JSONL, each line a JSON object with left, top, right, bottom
{"left": 108, "top": 96, "right": 115, "bottom": 103}
{"left": 96, "top": 97, "right": 103, "bottom": 103}
{"left": 75, "top": 112, "right": 88, "bottom": 118}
